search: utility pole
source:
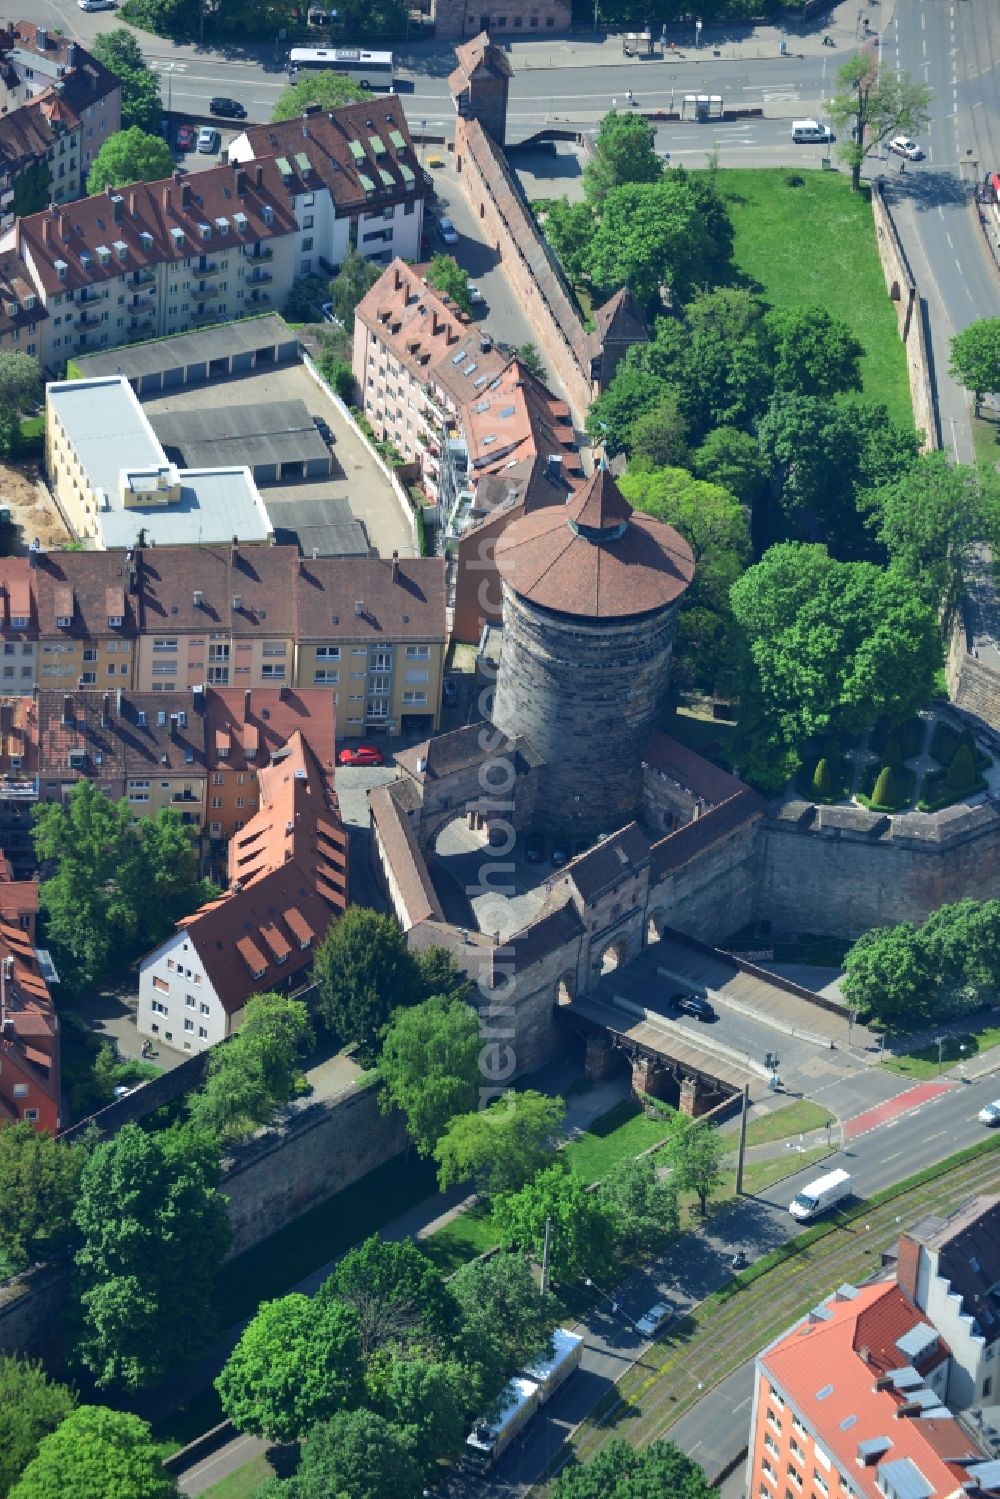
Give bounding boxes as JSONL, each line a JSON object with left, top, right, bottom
{"left": 735, "top": 1083, "right": 749, "bottom": 1194}
{"left": 540, "top": 1215, "right": 552, "bottom": 1295}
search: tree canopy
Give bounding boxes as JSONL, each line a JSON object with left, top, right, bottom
{"left": 829, "top": 51, "right": 931, "bottom": 190}
{"left": 216, "top": 1292, "right": 363, "bottom": 1443}
{"left": 659, "top": 1115, "right": 725, "bottom": 1215}
{"left": 328, "top": 248, "right": 382, "bottom": 334}
{"left": 72, "top": 1123, "right": 229, "bottom": 1389}
{"left": 313, "top": 905, "right": 423, "bottom": 1048}
{"left": 863, "top": 452, "right": 987, "bottom": 605}
{"left": 596, "top": 1155, "right": 679, "bottom": 1254}
{"left": 319, "top": 1234, "right": 458, "bottom": 1359}
{"left": 587, "top": 176, "right": 715, "bottom": 309}
{"left": 553, "top": 1438, "right": 714, "bottom": 1499}
{"left": 842, "top": 899, "right": 1000, "bottom": 1027}
{"left": 0, "top": 353, "right": 41, "bottom": 458}
{"left": 949, "top": 317, "right": 1000, "bottom": 414}
{"left": 379, "top": 994, "right": 481, "bottom": 1156}
{"left": 86, "top": 129, "right": 175, "bottom": 194}
{"left": 729, "top": 543, "right": 940, "bottom": 791}
{"left": 425, "top": 254, "right": 472, "bottom": 317}
{"left": 9, "top": 1405, "right": 176, "bottom": 1499}
{"left": 272, "top": 70, "right": 370, "bottom": 121}
{"left": 434, "top": 1090, "right": 566, "bottom": 1197}
{"left": 263, "top": 1410, "right": 423, "bottom": 1499}
{"left": 766, "top": 305, "right": 864, "bottom": 401}
{"left": 90, "top": 31, "right": 161, "bottom": 134}
{"left": 0, "top": 1355, "right": 76, "bottom": 1499}
{"left": 0, "top": 1124, "right": 86, "bottom": 1273}
{"left": 374, "top": 1356, "right": 467, "bottom": 1472}
{"left": 582, "top": 109, "right": 662, "bottom": 207}
{"left": 493, "top": 1164, "right": 616, "bottom": 1281}
{"left": 450, "top": 1251, "right": 555, "bottom": 1391}
{"left": 187, "top": 992, "right": 313, "bottom": 1143}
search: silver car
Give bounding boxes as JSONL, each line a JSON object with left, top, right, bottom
{"left": 196, "top": 126, "right": 220, "bottom": 154}
{"left": 978, "top": 1099, "right": 1000, "bottom": 1127}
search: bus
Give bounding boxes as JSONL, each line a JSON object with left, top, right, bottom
{"left": 464, "top": 1330, "right": 583, "bottom": 1470}
{"left": 287, "top": 47, "right": 394, "bottom": 91}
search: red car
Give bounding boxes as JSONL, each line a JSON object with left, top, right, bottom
{"left": 337, "top": 744, "right": 385, "bottom": 768}
{"left": 175, "top": 124, "right": 197, "bottom": 151}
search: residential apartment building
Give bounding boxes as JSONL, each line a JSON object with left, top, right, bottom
{"left": 0, "top": 22, "right": 121, "bottom": 221}
{"left": 36, "top": 688, "right": 208, "bottom": 825}
{"left": 890, "top": 1196, "right": 1000, "bottom": 1410}
{"left": 0, "top": 245, "right": 45, "bottom": 357}
{"left": 0, "top": 915, "right": 59, "bottom": 1133}
{"left": 0, "top": 558, "right": 38, "bottom": 689}
{"left": 294, "top": 550, "right": 447, "bottom": 737}
{"left": 228, "top": 96, "right": 426, "bottom": 278}
{"left": 0, "top": 851, "right": 37, "bottom": 939}
{"left": 133, "top": 542, "right": 299, "bottom": 693}
{"left": 203, "top": 685, "right": 336, "bottom": 843}
{"left": 0, "top": 695, "right": 39, "bottom": 878}
{"left": 137, "top": 729, "right": 348, "bottom": 1051}
{"left": 45, "top": 374, "right": 273, "bottom": 549}
{"left": 0, "top": 162, "right": 298, "bottom": 370}
{"left": 354, "top": 258, "right": 583, "bottom": 642}
{"left": 32, "top": 547, "right": 139, "bottom": 689}
{"left": 749, "top": 1277, "right": 1000, "bottom": 1499}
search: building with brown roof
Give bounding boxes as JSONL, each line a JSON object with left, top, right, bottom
{"left": 36, "top": 688, "right": 207, "bottom": 825}
{"left": 228, "top": 97, "right": 427, "bottom": 278}
{"left": 749, "top": 1277, "right": 1000, "bottom": 1499}
{"left": 433, "top": 0, "right": 569, "bottom": 45}
{"left": 447, "top": 33, "right": 513, "bottom": 142}
{"left": 0, "top": 21, "right": 120, "bottom": 224}
{"left": 204, "top": 685, "right": 336, "bottom": 844}
{"left": 0, "top": 695, "right": 39, "bottom": 878}
{"left": 137, "top": 729, "right": 348, "bottom": 1052}
{"left": 0, "top": 558, "right": 38, "bottom": 690}
{"left": 0, "top": 914, "right": 60, "bottom": 1133}
{"left": 0, "top": 246, "right": 45, "bottom": 358}
{"left": 2, "top": 161, "right": 297, "bottom": 369}
{"left": 32, "top": 547, "right": 139, "bottom": 692}
{"left": 0, "top": 850, "right": 37, "bottom": 939}
{"left": 589, "top": 287, "right": 649, "bottom": 388}
{"left": 292, "top": 550, "right": 447, "bottom": 739}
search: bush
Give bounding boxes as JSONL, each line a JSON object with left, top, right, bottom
{"left": 330, "top": 361, "right": 354, "bottom": 403}
{"left": 917, "top": 768, "right": 989, "bottom": 813}
{"left": 856, "top": 763, "right": 916, "bottom": 812}
{"left": 872, "top": 765, "right": 895, "bottom": 808}
{"left": 415, "top": 505, "right": 428, "bottom": 557}
{"left": 811, "top": 757, "right": 831, "bottom": 799}
{"left": 883, "top": 737, "right": 903, "bottom": 772}
{"left": 946, "top": 739, "right": 977, "bottom": 793}
{"left": 785, "top": 173, "right": 805, "bottom": 187}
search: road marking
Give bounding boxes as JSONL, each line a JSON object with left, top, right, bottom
{"left": 735, "top": 1396, "right": 752, "bottom": 1411}
{"left": 883, "top": 1151, "right": 903, "bottom": 1162}
{"left": 926, "top": 1129, "right": 946, "bottom": 1142}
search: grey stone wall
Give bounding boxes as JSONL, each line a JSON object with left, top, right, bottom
{"left": 221, "top": 1083, "right": 407, "bottom": 1260}
{"left": 0, "top": 1265, "right": 71, "bottom": 1361}
{"left": 652, "top": 820, "right": 760, "bottom": 944}
{"left": 492, "top": 581, "right": 680, "bottom": 837}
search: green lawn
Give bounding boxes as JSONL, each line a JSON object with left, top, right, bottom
{"left": 563, "top": 1100, "right": 673, "bottom": 1183}
{"left": 738, "top": 1144, "right": 831, "bottom": 1197}
{"left": 742, "top": 1100, "right": 834, "bottom": 1149}
{"left": 203, "top": 1454, "right": 275, "bottom": 1498}
{"left": 973, "top": 409, "right": 1000, "bottom": 471}
{"left": 884, "top": 1023, "right": 1000, "bottom": 1079}
{"left": 420, "top": 1201, "right": 499, "bottom": 1276}
{"left": 715, "top": 169, "right": 912, "bottom": 429}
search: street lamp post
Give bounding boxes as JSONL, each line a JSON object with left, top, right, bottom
{"left": 695, "top": 17, "right": 702, "bottom": 47}
{"left": 584, "top": 1276, "right": 621, "bottom": 1315}
{"left": 935, "top": 1034, "right": 946, "bottom": 1072}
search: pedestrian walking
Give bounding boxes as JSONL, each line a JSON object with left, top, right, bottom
{"left": 899, "top": 159, "right": 905, "bottom": 174}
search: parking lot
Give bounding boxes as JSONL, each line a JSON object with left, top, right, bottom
{"left": 138, "top": 361, "right": 416, "bottom": 558}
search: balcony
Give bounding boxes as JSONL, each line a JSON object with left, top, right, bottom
{"left": 248, "top": 246, "right": 273, "bottom": 263}
{"left": 130, "top": 290, "right": 155, "bottom": 307}
{"left": 0, "top": 777, "right": 39, "bottom": 800}
{"left": 194, "top": 261, "right": 221, "bottom": 278}
{"left": 246, "top": 269, "right": 272, "bottom": 284}
{"left": 246, "top": 291, "right": 270, "bottom": 307}
{"left": 195, "top": 284, "right": 220, "bottom": 301}
{"left": 129, "top": 312, "right": 155, "bottom": 331}
{"left": 171, "top": 790, "right": 200, "bottom": 804}
{"left": 191, "top": 310, "right": 219, "bottom": 326}
{"left": 131, "top": 268, "right": 156, "bottom": 286}
{"left": 76, "top": 310, "right": 101, "bottom": 329}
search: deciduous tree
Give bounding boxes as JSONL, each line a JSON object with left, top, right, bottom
{"left": 0, "top": 1355, "right": 75, "bottom": 1499}
{"left": 829, "top": 52, "right": 931, "bottom": 191}
{"left": 86, "top": 129, "right": 174, "bottom": 194}
{"left": 9, "top": 1406, "right": 176, "bottom": 1499}
{"left": 272, "top": 70, "right": 370, "bottom": 121}
{"left": 661, "top": 1115, "right": 725, "bottom": 1216}
{"left": 691, "top": 426, "right": 768, "bottom": 508}
{"left": 425, "top": 254, "right": 472, "bottom": 317}
{"left": 628, "top": 392, "right": 689, "bottom": 470}
{"left": 553, "top": 1438, "right": 714, "bottom": 1499}
{"left": 434, "top": 1091, "right": 566, "bottom": 1197}
{"left": 272, "top": 1410, "right": 423, "bottom": 1499}
{"left": 540, "top": 198, "right": 594, "bottom": 286}
{"left": 586, "top": 177, "right": 713, "bottom": 309}
{"left": 583, "top": 110, "right": 662, "bottom": 207}
{"left": 587, "top": 366, "right": 670, "bottom": 456}
{"left": 374, "top": 1356, "right": 467, "bottom": 1471}
{"left": 327, "top": 247, "right": 381, "bottom": 334}
{"left": 863, "top": 452, "right": 985, "bottom": 605}
{"left": 187, "top": 992, "right": 313, "bottom": 1143}
{"left": 841, "top": 923, "right": 929, "bottom": 1023}
{"left": 90, "top": 31, "right": 162, "bottom": 133}
{"left": 0, "top": 352, "right": 41, "bottom": 457}
{"left": 379, "top": 994, "right": 480, "bottom": 1156}
{"left": 766, "top": 305, "right": 864, "bottom": 401}
{"left": 949, "top": 317, "right": 1000, "bottom": 416}
{"left": 596, "top": 1156, "right": 679, "bottom": 1253}
{"left": 493, "top": 1164, "right": 616, "bottom": 1281}
{"left": 313, "top": 906, "right": 422, "bottom": 1049}
{"left": 73, "top": 1124, "right": 229, "bottom": 1389}
{"left": 450, "top": 1251, "right": 555, "bottom": 1391}
{"left": 0, "top": 1125, "right": 86, "bottom": 1273}
{"left": 320, "top": 1234, "right": 458, "bottom": 1358}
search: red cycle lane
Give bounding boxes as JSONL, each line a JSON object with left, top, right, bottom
{"left": 843, "top": 1081, "right": 954, "bottom": 1142}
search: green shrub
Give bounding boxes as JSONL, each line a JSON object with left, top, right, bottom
{"left": 917, "top": 769, "right": 988, "bottom": 812}
{"left": 883, "top": 737, "right": 903, "bottom": 772}
{"left": 415, "top": 506, "right": 427, "bottom": 557}
{"left": 811, "top": 757, "right": 832, "bottom": 799}
{"left": 871, "top": 765, "right": 895, "bottom": 808}
{"left": 946, "top": 740, "right": 977, "bottom": 793}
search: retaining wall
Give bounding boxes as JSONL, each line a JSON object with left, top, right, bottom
{"left": 870, "top": 183, "right": 938, "bottom": 451}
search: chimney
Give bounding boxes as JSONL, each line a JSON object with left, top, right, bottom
{"left": 128, "top": 189, "right": 137, "bottom": 216}
{"left": 112, "top": 194, "right": 123, "bottom": 223}
{"left": 162, "top": 184, "right": 172, "bottom": 214}
{"left": 254, "top": 163, "right": 264, "bottom": 189}
{"left": 181, "top": 180, "right": 192, "bottom": 208}
{"left": 896, "top": 1234, "right": 921, "bottom": 1304}
{"left": 0, "top": 701, "right": 12, "bottom": 738}
{"left": 279, "top": 683, "right": 289, "bottom": 701}
{"left": 173, "top": 168, "right": 184, "bottom": 184}
{"left": 36, "top": 25, "right": 48, "bottom": 48}
{"left": 394, "top": 266, "right": 403, "bottom": 292}
{"left": 235, "top": 167, "right": 246, "bottom": 196}
{"left": 66, "top": 41, "right": 76, "bottom": 65}
{"left": 431, "top": 311, "right": 440, "bottom": 336}
{"left": 61, "top": 694, "right": 72, "bottom": 726}
{"left": 894, "top": 1401, "right": 922, "bottom": 1420}
{"left": 58, "top": 211, "right": 69, "bottom": 241}
{"left": 116, "top": 687, "right": 122, "bottom": 715}
{"left": 170, "top": 713, "right": 178, "bottom": 738}
{"left": 391, "top": 550, "right": 399, "bottom": 582}
{"left": 231, "top": 536, "right": 239, "bottom": 565}
{"left": 42, "top": 217, "right": 51, "bottom": 246}
{"left": 244, "top": 688, "right": 251, "bottom": 719}
{"left": 101, "top": 693, "right": 110, "bottom": 727}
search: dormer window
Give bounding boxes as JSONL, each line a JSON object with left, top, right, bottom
{"left": 80, "top": 251, "right": 92, "bottom": 270}
{"left": 54, "top": 259, "right": 68, "bottom": 279}
{"left": 114, "top": 239, "right": 128, "bottom": 260}
{"left": 97, "top": 245, "right": 111, "bottom": 265}
{"left": 233, "top": 211, "right": 248, "bottom": 233}
{"left": 108, "top": 613, "right": 123, "bottom": 628}
{"left": 199, "top": 223, "right": 211, "bottom": 241}
{"left": 262, "top": 204, "right": 274, "bottom": 226}
{"left": 140, "top": 231, "right": 154, "bottom": 250}
{"left": 10, "top": 616, "right": 28, "bottom": 629}
{"left": 214, "top": 217, "right": 229, "bottom": 234}
{"left": 24, "top": 293, "right": 35, "bottom": 310}
{"left": 56, "top": 614, "right": 72, "bottom": 628}
{"left": 170, "top": 227, "right": 185, "bottom": 247}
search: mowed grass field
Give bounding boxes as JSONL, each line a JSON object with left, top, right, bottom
{"left": 712, "top": 169, "right": 913, "bottom": 429}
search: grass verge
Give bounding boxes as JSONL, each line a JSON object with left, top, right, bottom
{"left": 741, "top": 1099, "right": 834, "bottom": 1148}
{"left": 564, "top": 1100, "right": 673, "bottom": 1183}
{"left": 737, "top": 1143, "right": 830, "bottom": 1197}
{"left": 203, "top": 1454, "right": 274, "bottom": 1498}
{"left": 715, "top": 169, "right": 912, "bottom": 429}
{"left": 884, "top": 1023, "right": 1000, "bottom": 1079}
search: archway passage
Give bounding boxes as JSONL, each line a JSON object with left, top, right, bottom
{"left": 599, "top": 939, "right": 627, "bottom": 977}
{"left": 646, "top": 910, "right": 666, "bottom": 946}
{"left": 556, "top": 972, "right": 575, "bottom": 1006}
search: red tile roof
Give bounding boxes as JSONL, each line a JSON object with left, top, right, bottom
{"left": 644, "top": 731, "right": 750, "bottom": 808}
{"left": 175, "top": 731, "right": 348, "bottom": 1014}
{"left": 37, "top": 689, "right": 206, "bottom": 783}
{"left": 204, "top": 687, "right": 335, "bottom": 775}
{"left": 0, "top": 247, "right": 48, "bottom": 340}
{"left": 294, "top": 552, "right": 446, "bottom": 643}
{"left": 32, "top": 550, "right": 139, "bottom": 640}
{"left": 0, "top": 913, "right": 59, "bottom": 1131}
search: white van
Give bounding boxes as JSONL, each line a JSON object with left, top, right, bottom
{"left": 789, "top": 1168, "right": 851, "bottom": 1221}
{"left": 792, "top": 119, "right": 834, "bottom": 144}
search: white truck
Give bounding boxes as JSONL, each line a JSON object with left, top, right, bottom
{"left": 789, "top": 1168, "right": 852, "bottom": 1221}
{"left": 465, "top": 1329, "right": 584, "bottom": 1469}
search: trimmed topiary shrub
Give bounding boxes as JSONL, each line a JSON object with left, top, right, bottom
{"left": 811, "top": 757, "right": 832, "bottom": 800}
{"left": 946, "top": 740, "right": 977, "bottom": 793}
{"left": 871, "top": 765, "right": 896, "bottom": 807}
{"left": 883, "top": 737, "right": 903, "bottom": 772}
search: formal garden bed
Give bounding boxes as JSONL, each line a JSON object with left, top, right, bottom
{"left": 856, "top": 762, "right": 917, "bottom": 814}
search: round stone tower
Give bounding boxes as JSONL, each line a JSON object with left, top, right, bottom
{"left": 491, "top": 467, "right": 695, "bottom": 837}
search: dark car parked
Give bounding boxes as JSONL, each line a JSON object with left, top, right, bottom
{"left": 524, "top": 830, "right": 545, "bottom": 863}
{"left": 209, "top": 96, "right": 247, "bottom": 118}
{"left": 672, "top": 992, "right": 716, "bottom": 1022}
{"left": 551, "top": 839, "right": 570, "bottom": 868}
